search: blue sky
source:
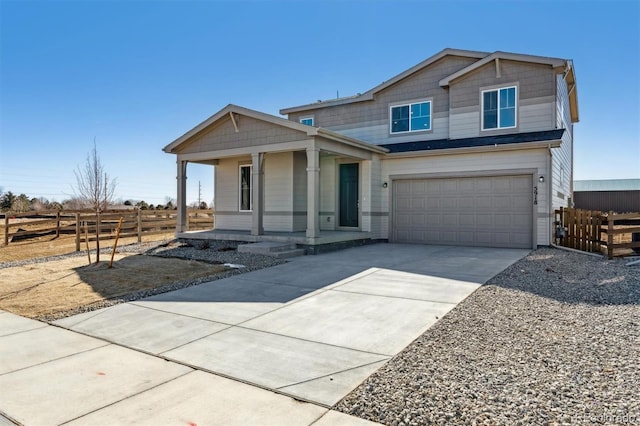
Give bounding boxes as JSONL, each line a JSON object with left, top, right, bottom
{"left": 1, "top": 0, "right": 638, "bottom": 205}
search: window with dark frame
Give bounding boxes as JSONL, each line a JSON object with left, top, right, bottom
{"left": 390, "top": 101, "right": 431, "bottom": 134}
{"left": 482, "top": 86, "right": 516, "bottom": 130}
{"left": 239, "top": 165, "right": 252, "bottom": 211}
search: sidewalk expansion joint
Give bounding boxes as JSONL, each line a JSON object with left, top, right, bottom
{"left": 58, "top": 369, "right": 195, "bottom": 425}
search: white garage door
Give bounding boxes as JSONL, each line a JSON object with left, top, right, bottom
{"left": 392, "top": 175, "right": 532, "bottom": 248}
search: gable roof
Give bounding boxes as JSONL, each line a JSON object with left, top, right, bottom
{"left": 380, "top": 129, "right": 565, "bottom": 154}
{"left": 438, "top": 51, "right": 567, "bottom": 86}
{"left": 279, "top": 48, "right": 488, "bottom": 114}
{"left": 281, "top": 48, "right": 579, "bottom": 124}
{"left": 163, "top": 104, "right": 387, "bottom": 154}
{"left": 438, "top": 51, "right": 578, "bottom": 123}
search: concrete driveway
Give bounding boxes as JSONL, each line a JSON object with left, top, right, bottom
{"left": 0, "top": 243, "right": 527, "bottom": 424}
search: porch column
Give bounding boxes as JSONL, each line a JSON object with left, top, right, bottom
{"left": 251, "top": 152, "right": 264, "bottom": 236}
{"left": 176, "top": 159, "right": 188, "bottom": 233}
{"left": 306, "top": 147, "right": 320, "bottom": 238}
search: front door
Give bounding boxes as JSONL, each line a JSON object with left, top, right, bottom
{"left": 339, "top": 163, "right": 359, "bottom": 227}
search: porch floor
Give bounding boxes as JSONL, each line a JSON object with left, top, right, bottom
{"left": 176, "top": 229, "right": 372, "bottom": 246}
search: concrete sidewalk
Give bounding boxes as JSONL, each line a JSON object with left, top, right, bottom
{"left": 0, "top": 310, "right": 376, "bottom": 425}
{"left": 1, "top": 244, "right": 528, "bottom": 424}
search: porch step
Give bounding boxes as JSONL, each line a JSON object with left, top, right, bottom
{"left": 237, "top": 241, "right": 304, "bottom": 258}
{"left": 268, "top": 248, "right": 306, "bottom": 259}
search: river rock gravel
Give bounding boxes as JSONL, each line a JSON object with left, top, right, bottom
{"left": 335, "top": 247, "right": 640, "bottom": 425}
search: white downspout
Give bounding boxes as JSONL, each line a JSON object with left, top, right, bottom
{"left": 547, "top": 144, "right": 553, "bottom": 246}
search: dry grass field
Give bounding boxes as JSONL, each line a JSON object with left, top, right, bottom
{"left": 0, "top": 230, "right": 230, "bottom": 320}
{"left": 0, "top": 254, "right": 227, "bottom": 319}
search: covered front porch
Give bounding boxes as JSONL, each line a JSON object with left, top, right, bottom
{"left": 163, "top": 105, "right": 387, "bottom": 250}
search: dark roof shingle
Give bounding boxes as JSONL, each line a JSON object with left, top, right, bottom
{"left": 380, "top": 129, "right": 565, "bottom": 153}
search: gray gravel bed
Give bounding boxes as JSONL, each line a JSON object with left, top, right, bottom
{"left": 335, "top": 247, "right": 640, "bottom": 425}
{"left": 2, "top": 239, "right": 285, "bottom": 322}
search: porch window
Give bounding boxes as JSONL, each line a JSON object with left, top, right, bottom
{"left": 482, "top": 86, "right": 517, "bottom": 130}
{"left": 390, "top": 101, "right": 431, "bottom": 134}
{"left": 239, "top": 165, "right": 252, "bottom": 211}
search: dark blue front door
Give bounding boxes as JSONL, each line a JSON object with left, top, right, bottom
{"left": 339, "top": 163, "right": 359, "bottom": 227}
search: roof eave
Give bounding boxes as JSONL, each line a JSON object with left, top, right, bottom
{"left": 565, "top": 60, "right": 579, "bottom": 123}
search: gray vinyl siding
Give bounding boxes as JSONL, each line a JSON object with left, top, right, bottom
{"left": 213, "top": 157, "right": 252, "bottom": 230}
{"left": 292, "top": 151, "right": 308, "bottom": 231}
{"left": 213, "top": 152, "right": 309, "bottom": 232}
{"left": 176, "top": 115, "right": 304, "bottom": 154}
{"left": 287, "top": 56, "right": 479, "bottom": 144}
{"left": 264, "top": 152, "right": 294, "bottom": 231}
{"left": 449, "top": 60, "right": 556, "bottom": 139}
{"left": 551, "top": 74, "right": 573, "bottom": 210}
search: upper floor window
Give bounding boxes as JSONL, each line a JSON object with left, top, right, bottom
{"left": 482, "top": 86, "right": 517, "bottom": 130}
{"left": 390, "top": 101, "right": 431, "bottom": 134}
{"left": 300, "top": 117, "right": 314, "bottom": 126}
{"left": 239, "top": 164, "right": 252, "bottom": 211}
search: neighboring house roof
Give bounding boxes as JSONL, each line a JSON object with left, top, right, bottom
{"left": 163, "top": 104, "right": 388, "bottom": 154}
{"left": 279, "top": 48, "right": 488, "bottom": 114}
{"left": 281, "top": 48, "right": 579, "bottom": 124}
{"left": 574, "top": 179, "right": 640, "bottom": 192}
{"left": 380, "top": 129, "right": 565, "bottom": 154}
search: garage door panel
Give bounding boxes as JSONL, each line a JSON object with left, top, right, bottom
{"left": 512, "top": 195, "right": 532, "bottom": 209}
{"left": 458, "top": 214, "right": 475, "bottom": 226}
{"left": 475, "top": 179, "right": 493, "bottom": 192}
{"left": 512, "top": 214, "right": 531, "bottom": 227}
{"left": 458, "top": 232, "right": 475, "bottom": 243}
{"left": 393, "top": 175, "right": 532, "bottom": 248}
{"left": 476, "top": 214, "right": 494, "bottom": 226}
{"left": 491, "top": 196, "right": 512, "bottom": 209}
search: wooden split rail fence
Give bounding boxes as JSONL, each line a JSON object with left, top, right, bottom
{"left": 1, "top": 209, "right": 214, "bottom": 250}
{"left": 555, "top": 207, "right": 640, "bottom": 258}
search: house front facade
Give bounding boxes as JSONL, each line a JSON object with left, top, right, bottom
{"left": 164, "top": 48, "right": 578, "bottom": 250}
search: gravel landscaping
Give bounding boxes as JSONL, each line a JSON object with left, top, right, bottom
{"left": 336, "top": 247, "right": 640, "bottom": 425}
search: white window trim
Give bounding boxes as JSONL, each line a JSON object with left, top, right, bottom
{"left": 389, "top": 100, "right": 432, "bottom": 134}
{"left": 481, "top": 85, "right": 518, "bottom": 131}
{"left": 300, "top": 117, "right": 314, "bottom": 126}
{"left": 238, "top": 164, "right": 252, "bottom": 212}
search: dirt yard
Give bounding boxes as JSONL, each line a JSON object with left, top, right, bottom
{"left": 0, "top": 253, "right": 227, "bottom": 319}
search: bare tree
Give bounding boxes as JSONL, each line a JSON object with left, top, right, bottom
{"left": 73, "top": 141, "right": 117, "bottom": 262}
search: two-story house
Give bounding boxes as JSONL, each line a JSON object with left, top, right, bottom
{"left": 164, "top": 48, "right": 578, "bottom": 250}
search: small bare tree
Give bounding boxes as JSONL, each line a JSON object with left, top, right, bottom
{"left": 74, "top": 141, "right": 117, "bottom": 262}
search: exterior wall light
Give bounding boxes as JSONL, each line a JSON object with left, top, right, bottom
{"left": 538, "top": 176, "right": 545, "bottom": 183}
{"left": 382, "top": 182, "right": 388, "bottom": 188}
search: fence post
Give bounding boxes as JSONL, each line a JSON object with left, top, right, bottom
{"left": 137, "top": 209, "right": 142, "bottom": 243}
{"left": 607, "top": 211, "right": 614, "bottom": 259}
{"left": 56, "top": 211, "right": 61, "bottom": 238}
{"left": 75, "top": 213, "right": 80, "bottom": 252}
{"left": 3, "top": 215, "right": 8, "bottom": 246}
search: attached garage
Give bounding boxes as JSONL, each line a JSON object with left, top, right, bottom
{"left": 392, "top": 175, "right": 533, "bottom": 248}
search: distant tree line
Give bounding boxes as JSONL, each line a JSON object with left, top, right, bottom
{"left": 0, "top": 190, "right": 209, "bottom": 213}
